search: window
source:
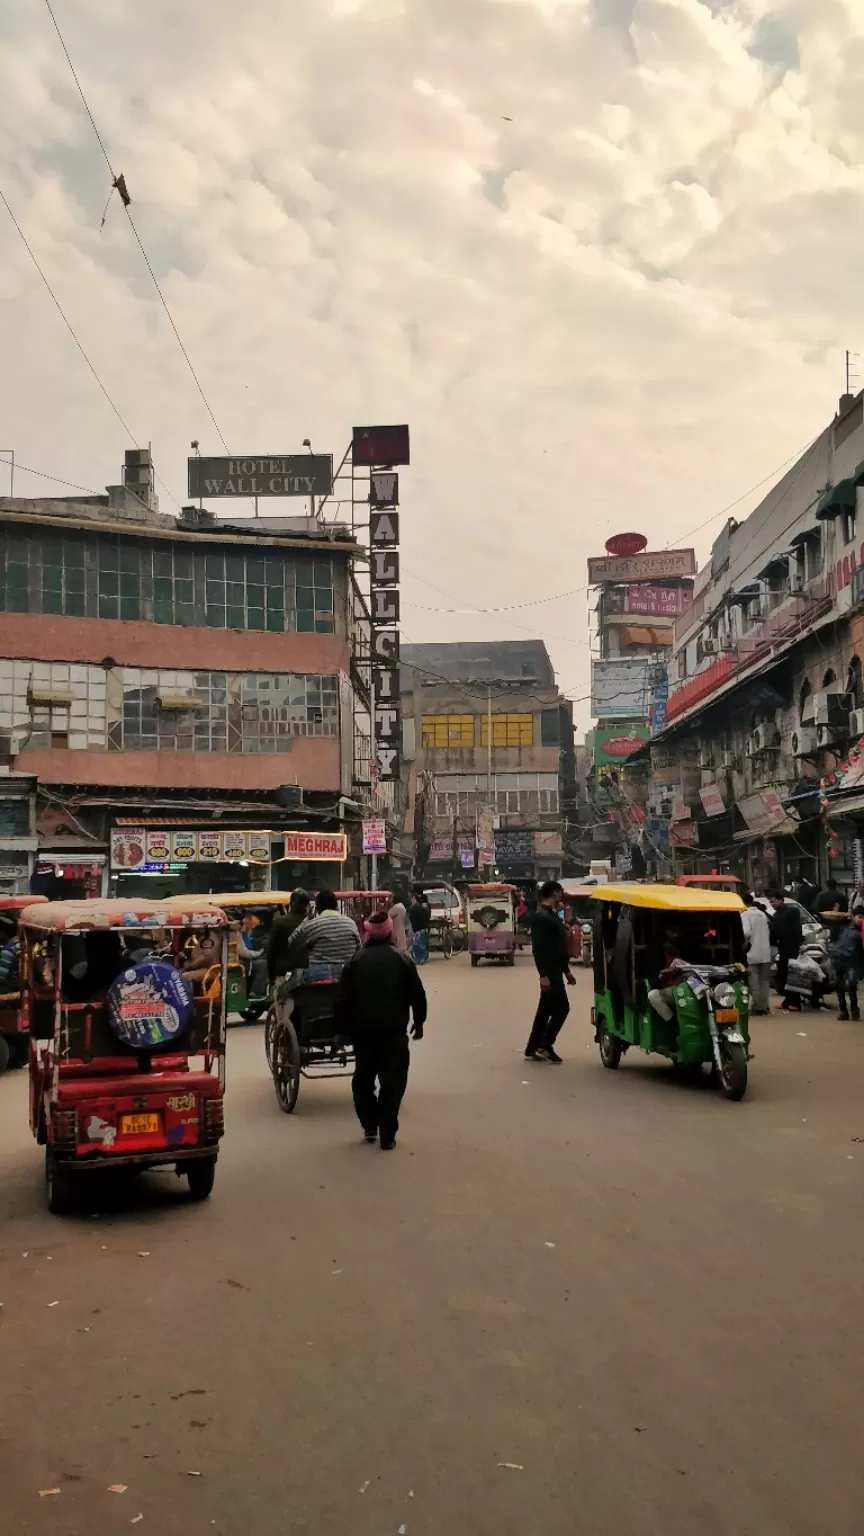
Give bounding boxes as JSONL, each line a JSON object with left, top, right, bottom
{"left": 0, "top": 528, "right": 336, "bottom": 635}
{"left": 422, "top": 714, "right": 475, "bottom": 748}
{"left": 843, "top": 505, "right": 858, "bottom": 546}
{"left": 480, "top": 713, "right": 533, "bottom": 747}
{"left": 114, "top": 670, "right": 339, "bottom": 753}
{"left": 540, "top": 708, "right": 560, "bottom": 747}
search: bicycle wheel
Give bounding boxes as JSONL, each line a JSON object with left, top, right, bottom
{"left": 264, "top": 1006, "right": 277, "bottom": 1071}
{"left": 442, "top": 926, "right": 453, "bottom": 960}
{"left": 272, "top": 1016, "right": 301, "bottom": 1114}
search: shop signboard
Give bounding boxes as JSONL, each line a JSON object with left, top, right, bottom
{"left": 198, "top": 830, "right": 223, "bottom": 862}
{"left": 533, "top": 831, "right": 563, "bottom": 857}
{"left": 248, "top": 832, "right": 271, "bottom": 863}
{"left": 457, "top": 834, "right": 475, "bottom": 868}
{"left": 591, "top": 658, "right": 652, "bottom": 721}
{"left": 476, "top": 806, "right": 495, "bottom": 867}
{"left": 738, "top": 789, "right": 793, "bottom": 836}
{"left": 111, "top": 827, "right": 146, "bottom": 870}
{"left": 283, "top": 831, "right": 348, "bottom": 862}
{"left": 429, "top": 833, "right": 454, "bottom": 862}
{"left": 671, "top": 820, "right": 697, "bottom": 847}
{"left": 588, "top": 549, "right": 696, "bottom": 584}
{"left": 362, "top": 818, "right": 387, "bottom": 855}
{"left": 188, "top": 454, "right": 333, "bottom": 499}
{"left": 494, "top": 829, "right": 532, "bottom": 865}
{"left": 626, "top": 586, "right": 687, "bottom": 616}
{"left": 700, "top": 784, "right": 726, "bottom": 818}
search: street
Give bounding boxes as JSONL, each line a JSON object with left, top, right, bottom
{"left": 3, "top": 955, "right": 864, "bottom": 1536}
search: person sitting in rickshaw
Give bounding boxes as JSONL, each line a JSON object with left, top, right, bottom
{"left": 0, "top": 916, "right": 20, "bottom": 991}
{"left": 285, "top": 889, "right": 360, "bottom": 972}
{"left": 267, "top": 889, "right": 311, "bottom": 982}
{"left": 647, "top": 933, "right": 682, "bottom": 1023}
{"left": 237, "top": 914, "right": 269, "bottom": 997}
{"left": 179, "top": 926, "right": 220, "bottom": 987}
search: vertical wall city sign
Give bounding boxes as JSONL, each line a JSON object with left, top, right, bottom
{"left": 370, "top": 497, "right": 402, "bottom": 781}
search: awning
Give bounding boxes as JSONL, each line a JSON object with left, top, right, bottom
{"left": 827, "top": 793, "right": 864, "bottom": 819}
{"left": 816, "top": 478, "right": 858, "bottom": 519}
{"left": 733, "top": 817, "right": 800, "bottom": 844}
{"left": 790, "top": 526, "right": 821, "bottom": 547}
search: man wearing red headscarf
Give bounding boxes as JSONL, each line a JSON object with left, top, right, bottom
{"left": 336, "top": 910, "right": 428, "bottom": 1149}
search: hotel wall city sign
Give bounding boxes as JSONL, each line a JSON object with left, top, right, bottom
{"left": 367, "top": 447, "right": 404, "bottom": 783}
{"left": 188, "top": 454, "right": 334, "bottom": 499}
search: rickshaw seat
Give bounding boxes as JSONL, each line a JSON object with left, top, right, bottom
{"left": 56, "top": 1066, "right": 218, "bottom": 1101}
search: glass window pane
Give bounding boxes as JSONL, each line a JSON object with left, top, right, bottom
{"left": 206, "top": 580, "right": 225, "bottom": 604}
{"left": 246, "top": 558, "right": 265, "bottom": 584}
{"left": 101, "top": 570, "right": 119, "bottom": 596}
{"left": 247, "top": 608, "right": 265, "bottom": 630}
{"left": 266, "top": 610, "right": 284, "bottom": 633}
{"left": 99, "top": 595, "right": 119, "bottom": 619}
{"left": 65, "top": 591, "right": 85, "bottom": 617}
{"left": 43, "top": 589, "right": 63, "bottom": 614}
{"left": 206, "top": 552, "right": 225, "bottom": 578}
{"left": 154, "top": 550, "right": 173, "bottom": 578}
{"left": 120, "top": 573, "right": 139, "bottom": 599}
{"left": 174, "top": 551, "right": 194, "bottom": 580}
{"left": 120, "top": 544, "right": 139, "bottom": 573}
{"left": 206, "top": 606, "right": 226, "bottom": 627}
{"left": 154, "top": 578, "right": 173, "bottom": 603}
{"left": 120, "top": 597, "right": 140, "bottom": 620}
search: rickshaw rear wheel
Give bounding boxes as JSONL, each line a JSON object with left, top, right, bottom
{"left": 0, "top": 1036, "right": 9, "bottom": 1075}
{"left": 186, "top": 1157, "right": 216, "bottom": 1200}
{"left": 599, "top": 1024, "right": 623, "bottom": 1070}
{"left": 45, "top": 1150, "right": 76, "bottom": 1215}
{"left": 718, "top": 1043, "right": 747, "bottom": 1102}
{"left": 441, "top": 928, "right": 453, "bottom": 959}
{"left": 273, "top": 1016, "right": 301, "bottom": 1114}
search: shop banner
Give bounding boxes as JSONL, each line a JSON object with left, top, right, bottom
{"left": 533, "top": 831, "right": 563, "bottom": 857}
{"left": 625, "top": 585, "right": 687, "bottom": 616}
{"left": 248, "top": 832, "right": 271, "bottom": 863}
{"left": 198, "top": 830, "right": 223, "bottom": 862}
{"left": 671, "top": 820, "right": 697, "bottom": 847}
{"left": 284, "top": 831, "right": 348, "bottom": 862}
{"left": 146, "top": 829, "right": 171, "bottom": 864}
{"left": 223, "top": 831, "right": 247, "bottom": 862}
{"left": 172, "top": 830, "right": 198, "bottom": 862}
{"left": 494, "top": 829, "right": 532, "bottom": 864}
{"left": 457, "top": 834, "right": 475, "bottom": 868}
{"left": 739, "top": 790, "right": 791, "bottom": 836}
{"left": 594, "top": 724, "right": 651, "bottom": 767}
{"left": 476, "top": 807, "right": 495, "bottom": 867}
{"left": 362, "top": 818, "right": 387, "bottom": 855}
{"left": 111, "top": 827, "right": 146, "bottom": 870}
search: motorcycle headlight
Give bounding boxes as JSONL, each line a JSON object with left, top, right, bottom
{"left": 713, "top": 983, "right": 736, "bottom": 1008}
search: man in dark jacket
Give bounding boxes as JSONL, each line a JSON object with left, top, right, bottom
{"left": 524, "top": 880, "right": 575, "bottom": 1063}
{"left": 267, "top": 889, "right": 310, "bottom": 981}
{"left": 768, "top": 891, "right": 803, "bottom": 1011}
{"left": 336, "top": 910, "right": 427, "bottom": 1150}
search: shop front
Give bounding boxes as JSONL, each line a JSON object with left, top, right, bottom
{"left": 109, "top": 825, "right": 275, "bottom": 900}
{"left": 271, "top": 829, "right": 350, "bottom": 896}
{"left": 32, "top": 853, "right": 105, "bottom": 900}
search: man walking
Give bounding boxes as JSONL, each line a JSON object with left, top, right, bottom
{"left": 336, "top": 911, "right": 427, "bottom": 1150}
{"left": 525, "top": 880, "right": 575, "bottom": 1064}
{"left": 741, "top": 892, "right": 772, "bottom": 1015}
{"left": 768, "top": 890, "right": 803, "bottom": 1010}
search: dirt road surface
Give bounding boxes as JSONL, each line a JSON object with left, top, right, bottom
{"left": 3, "top": 957, "right": 864, "bottom": 1535}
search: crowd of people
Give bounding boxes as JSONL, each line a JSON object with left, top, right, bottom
{"left": 741, "top": 877, "right": 864, "bottom": 1019}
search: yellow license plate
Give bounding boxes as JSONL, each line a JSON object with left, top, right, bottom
{"left": 715, "top": 1008, "right": 739, "bottom": 1024}
{"left": 120, "top": 1113, "right": 160, "bottom": 1135}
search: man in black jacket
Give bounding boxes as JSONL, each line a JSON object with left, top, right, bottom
{"left": 267, "top": 889, "right": 310, "bottom": 981}
{"left": 336, "top": 910, "right": 427, "bottom": 1149}
{"left": 768, "top": 890, "right": 804, "bottom": 1011}
{"left": 525, "top": 880, "right": 575, "bottom": 1063}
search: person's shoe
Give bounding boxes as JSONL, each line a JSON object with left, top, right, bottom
{"left": 379, "top": 1137, "right": 396, "bottom": 1151}
{"left": 839, "top": 1009, "right": 850, "bottom": 1021}
{"left": 363, "top": 1131, "right": 377, "bottom": 1143}
{"left": 524, "top": 1050, "right": 539, "bottom": 1060}
{"left": 852, "top": 1008, "right": 861, "bottom": 1021}
{"left": 546, "top": 1048, "right": 563, "bottom": 1064}
{"left": 534, "top": 1047, "right": 552, "bottom": 1062}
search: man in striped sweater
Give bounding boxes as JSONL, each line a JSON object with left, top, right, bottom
{"left": 291, "top": 889, "right": 361, "bottom": 968}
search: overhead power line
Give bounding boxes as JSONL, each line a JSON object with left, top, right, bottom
{"left": 42, "top": 0, "right": 233, "bottom": 457}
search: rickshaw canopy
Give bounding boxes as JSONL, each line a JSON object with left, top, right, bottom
{"left": 0, "top": 894, "right": 47, "bottom": 913}
{"left": 195, "top": 892, "right": 289, "bottom": 910}
{"left": 590, "top": 883, "right": 745, "bottom": 914}
{"left": 19, "top": 897, "right": 231, "bottom": 932}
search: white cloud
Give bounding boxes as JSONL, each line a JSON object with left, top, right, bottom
{"left": 1, "top": 0, "right": 864, "bottom": 722}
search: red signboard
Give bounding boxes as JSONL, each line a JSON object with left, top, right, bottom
{"left": 598, "top": 733, "right": 647, "bottom": 758}
{"left": 626, "top": 585, "right": 687, "bottom": 616}
{"left": 352, "top": 425, "right": 410, "bottom": 466}
{"left": 605, "top": 532, "right": 648, "bottom": 558}
{"left": 283, "top": 832, "right": 348, "bottom": 862}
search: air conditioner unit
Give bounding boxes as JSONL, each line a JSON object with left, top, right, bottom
{"left": 698, "top": 747, "right": 714, "bottom": 770}
{"left": 849, "top": 709, "right": 864, "bottom": 738}
{"left": 789, "top": 570, "right": 806, "bottom": 595}
{"left": 790, "top": 727, "right": 819, "bottom": 756}
{"left": 817, "top": 723, "right": 844, "bottom": 748}
{"left": 701, "top": 638, "right": 721, "bottom": 657}
{"left": 753, "top": 724, "right": 780, "bottom": 752}
{"left": 745, "top": 734, "right": 760, "bottom": 757}
{"left": 125, "top": 448, "right": 151, "bottom": 470}
{"left": 747, "top": 598, "right": 767, "bottom": 622}
{"left": 720, "top": 749, "right": 735, "bottom": 770}
{"left": 813, "top": 690, "right": 848, "bottom": 726}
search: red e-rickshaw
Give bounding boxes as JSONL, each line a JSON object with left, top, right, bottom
{"left": 0, "top": 894, "right": 47, "bottom": 1074}
{"left": 22, "top": 897, "right": 231, "bottom": 1214}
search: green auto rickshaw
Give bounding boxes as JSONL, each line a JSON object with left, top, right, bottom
{"left": 590, "top": 884, "right": 751, "bottom": 1101}
{"left": 203, "top": 892, "right": 291, "bottom": 1022}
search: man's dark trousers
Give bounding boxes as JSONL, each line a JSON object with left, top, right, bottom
{"left": 352, "top": 1032, "right": 410, "bottom": 1141}
{"left": 525, "top": 972, "right": 570, "bottom": 1055}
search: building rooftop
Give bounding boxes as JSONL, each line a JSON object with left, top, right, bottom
{"left": 402, "top": 639, "right": 555, "bottom": 687}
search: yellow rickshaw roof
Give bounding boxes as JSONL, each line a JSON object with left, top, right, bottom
{"left": 190, "top": 892, "right": 289, "bottom": 908}
{"left": 20, "top": 897, "right": 231, "bottom": 932}
{"left": 590, "top": 883, "right": 745, "bottom": 913}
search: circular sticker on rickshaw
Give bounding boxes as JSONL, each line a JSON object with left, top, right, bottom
{"left": 107, "top": 962, "right": 194, "bottom": 1050}
{"left": 474, "top": 905, "right": 507, "bottom": 930}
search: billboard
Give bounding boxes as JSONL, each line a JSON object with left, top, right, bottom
{"left": 353, "top": 424, "right": 410, "bottom": 466}
{"left": 188, "top": 455, "right": 333, "bottom": 499}
{"left": 594, "top": 724, "right": 651, "bottom": 766}
{"left": 591, "top": 659, "right": 653, "bottom": 721}
{"left": 362, "top": 818, "right": 387, "bottom": 855}
{"left": 283, "top": 832, "right": 347, "bottom": 861}
{"left": 588, "top": 549, "right": 696, "bottom": 584}
{"left": 625, "top": 586, "right": 688, "bottom": 617}
{"left": 371, "top": 508, "right": 402, "bottom": 782}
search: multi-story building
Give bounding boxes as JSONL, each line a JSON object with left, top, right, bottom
{"left": 652, "top": 388, "right": 864, "bottom": 891}
{"left": 399, "top": 640, "right": 574, "bottom": 884}
{"left": 0, "top": 450, "right": 372, "bottom": 897}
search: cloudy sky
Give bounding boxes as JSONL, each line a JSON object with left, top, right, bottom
{"left": 1, "top": 0, "right": 863, "bottom": 726}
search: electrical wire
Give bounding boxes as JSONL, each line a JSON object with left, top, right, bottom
{"left": 42, "top": 0, "right": 239, "bottom": 468}
{"left": 0, "top": 457, "right": 99, "bottom": 495}
{"left": 0, "top": 187, "right": 183, "bottom": 511}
